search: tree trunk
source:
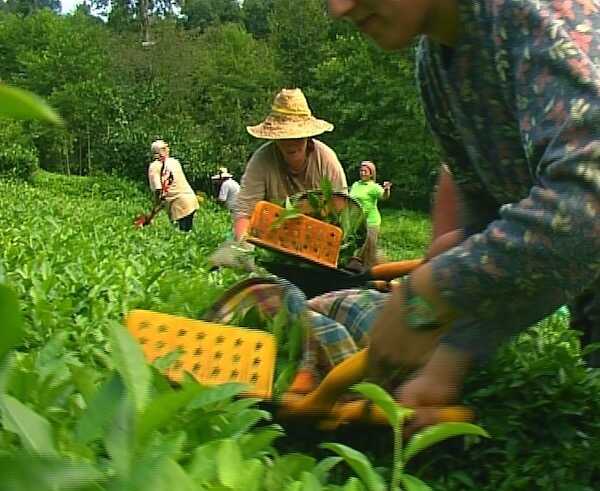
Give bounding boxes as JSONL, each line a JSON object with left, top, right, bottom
{"left": 87, "top": 123, "right": 91, "bottom": 175}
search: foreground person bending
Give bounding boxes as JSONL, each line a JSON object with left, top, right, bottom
{"left": 325, "top": 0, "right": 600, "bottom": 411}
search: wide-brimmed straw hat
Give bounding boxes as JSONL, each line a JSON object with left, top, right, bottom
{"left": 247, "top": 88, "right": 334, "bottom": 140}
{"left": 211, "top": 167, "right": 233, "bottom": 180}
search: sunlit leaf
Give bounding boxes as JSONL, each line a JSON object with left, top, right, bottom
{"left": 321, "top": 443, "right": 385, "bottom": 491}
{"left": 217, "top": 439, "right": 244, "bottom": 488}
{"left": 404, "top": 422, "right": 490, "bottom": 463}
{"left": 108, "top": 321, "right": 151, "bottom": 413}
{"left": 343, "top": 477, "right": 366, "bottom": 491}
{"left": 1, "top": 394, "right": 57, "bottom": 457}
{"left": 352, "top": 382, "right": 412, "bottom": 429}
{"left": 0, "top": 84, "right": 62, "bottom": 125}
{"left": 401, "top": 474, "right": 433, "bottom": 491}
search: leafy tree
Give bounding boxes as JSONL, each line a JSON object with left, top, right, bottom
{"left": 1, "top": 0, "right": 61, "bottom": 15}
{"left": 190, "top": 23, "right": 282, "bottom": 174}
{"left": 180, "top": 0, "right": 242, "bottom": 31}
{"left": 241, "top": 0, "right": 273, "bottom": 39}
{"left": 309, "top": 34, "right": 440, "bottom": 208}
{"left": 268, "top": 0, "right": 330, "bottom": 89}
{"left": 0, "top": 119, "right": 39, "bottom": 179}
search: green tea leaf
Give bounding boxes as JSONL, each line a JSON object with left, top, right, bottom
{"left": 243, "top": 458, "right": 265, "bottom": 491}
{"left": 265, "top": 453, "right": 316, "bottom": 491}
{"left": 104, "top": 393, "right": 135, "bottom": 478}
{"left": 352, "top": 382, "right": 409, "bottom": 429}
{"left": 108, "top": 321, "right": 151, "bottom": 413}
{"left": 188, "top": 382, "right": 246, "bottom": 409}
{"left": 137, "top": 381, "right": 204, "bottom": 444}
{"left": 343, "top": 477, "right": 366, "bottom": 491}
{"left": 239, "top": 426, "right": 284, "bottom": 458}
{"left": 0, "top": 452, "right": 103, "bottom": 490}
{"left": 0, "top": 285, "right": 24, "bottom": 362}
{"left": 320, "top": 177, "right": 333, "bottom": 202}
{"left": 404, "top": 422, "right": 490, "bottom": 463}
{"left": 187, "top": 440, "right": 221, "bottom": 484}
{"left": 0, "top": 84, "right": 62, "bottom": 125}
{"left": 1, "top": 394, "right": 57, "bottom": 457}
{"left": 75, "top": 373, "right": 125, "bottom": 444}
{"left": 217, "top": 439, "right": 244, "bottom": 488}
{"left": 313, "top": 456, "right": 343, "bottom": 483}
{"left": 321, "top": 443, "right": 385, "bottom": 491}
{"left": 220, "top": 408, "right": 271, "bottom": 438}
{"left": 300, "top": 471, "right": 323, "bottom": 491}
{"left": 400, "top": 474, "right": 433, "bottom": 491}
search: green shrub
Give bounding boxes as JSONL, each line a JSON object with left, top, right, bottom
{"left": 0, "top": 120, "right": 39, "bottom": 180}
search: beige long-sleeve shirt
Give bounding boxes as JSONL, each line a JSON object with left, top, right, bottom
{"left": 148, "top": 157, "right": 199, "bottom": 221}
{"left": 234, "top": 139, "right": 348, "bottom": 218}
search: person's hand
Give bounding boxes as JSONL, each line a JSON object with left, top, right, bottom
{"left": 133, "top": 213, "right": 152, "bottom": 228}
{"left": 394, "top": 344, "right": 471, "bottom": 435}
{"left": 208, "top": 239, "right": 257, "bottom": 272}
{"left": 383, "top": 181, "right": 392, "bottom": 190}
{"left": 365, "top": 286, "right": 453, "bottom": 382}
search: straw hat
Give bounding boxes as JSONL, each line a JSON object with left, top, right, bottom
{"left": 247, "top": 88, "right": 334, "bottom": 140}
{"left": 211, "top": 167, "right": 233, "bottom": 180}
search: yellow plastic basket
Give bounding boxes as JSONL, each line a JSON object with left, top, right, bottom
{"left": 125, "top": 309, "right": 277, "bottom": 399}
{"left": 247, "top": 201, "right": 343, "bottom": 269}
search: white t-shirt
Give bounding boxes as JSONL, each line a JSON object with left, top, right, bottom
{"left": 148, "top": 157, "right": 198, "bottom": 220}
{"left": 218, "top": 178, "right": 240, "bottom": 211}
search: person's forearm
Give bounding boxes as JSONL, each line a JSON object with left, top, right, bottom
{"left": 234, "top": 216, "right": 250, "bottom": 240}
{"left": 410, "top": 262, "right": 457, "bottom": 325}
{"left": 432, "top": 165, "right": 461, "bottom": 240}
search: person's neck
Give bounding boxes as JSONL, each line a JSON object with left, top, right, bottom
{"left": 288, "top": 159, "right": 308, "bottom": 176}
{"left": 425, "top": 0, "right": 460, "bottom": 47}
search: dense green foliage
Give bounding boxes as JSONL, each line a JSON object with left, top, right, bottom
{"left": 0, "top": 172, "right": 599, "bottom": 490}
{"left": 0, "top": 0, "right": 439, "bottom": 207}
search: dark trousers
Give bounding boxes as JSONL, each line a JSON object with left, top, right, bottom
{"left": 177, "top": 211, "right": 195, "bottom": 232}
{"left": 568, "top": 278, "right": 600, "bottom": 368}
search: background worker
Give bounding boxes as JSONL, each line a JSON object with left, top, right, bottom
{"left": 325, "top": 0, "right": 600, "bottom": 420}
{"left": 147, "top": 139, "right": 199, "bottom": 232}
{"left": 349, "top": 160, "right": 392, "bottom": 268}
{"left": 233, "top": 88, "right": 347, "bottom": 239}
{"left": 212, "top": 167, "right": 240, "bottom": 216}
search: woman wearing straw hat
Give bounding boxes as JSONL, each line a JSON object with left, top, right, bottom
{"left": 233, "top": 88, "right": 348, "bottom": 239}
{"left": 349, "top": 160, "right": 392, "bottom": 268}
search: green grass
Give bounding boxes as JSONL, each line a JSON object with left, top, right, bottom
{"left": 1, "top": 171, "right": 599, "bottom": 490}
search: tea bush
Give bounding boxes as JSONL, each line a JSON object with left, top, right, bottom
{"left": 0, "top": 172, "right": 599, "bottom": 490}
{"left": 0, "top": 120, "right": 39, "bottom": 180}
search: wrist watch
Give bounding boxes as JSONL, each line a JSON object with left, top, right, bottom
{"left": 402, "top": 275, "right": 442, "bottom": 331}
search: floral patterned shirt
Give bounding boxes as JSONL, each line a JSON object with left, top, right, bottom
{"left": 417, "top": 0, "right": 600, "bottom": 360}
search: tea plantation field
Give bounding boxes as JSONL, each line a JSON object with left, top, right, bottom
{"left": 0, "top": 171, "right": 599, "bottom": 490}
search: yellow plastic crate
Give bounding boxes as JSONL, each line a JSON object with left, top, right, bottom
{"left": 248, "top": 200, "right": 343, "bottom": 269}
{"left": 125, "top": 309, "right": 276, "bottom": 399}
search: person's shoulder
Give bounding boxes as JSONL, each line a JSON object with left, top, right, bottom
{"left": 148, "top": 160, "right": 161, "bottom": 171}
{"left": 312, "top": 139, "right": 340, "bottom": 163}
{"left": 247, "top": 141, "right": 276, "bottom": 169}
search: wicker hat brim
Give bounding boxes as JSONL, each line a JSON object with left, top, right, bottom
{"left": 247, "top": 116, "right": 334, "bottom": 140}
